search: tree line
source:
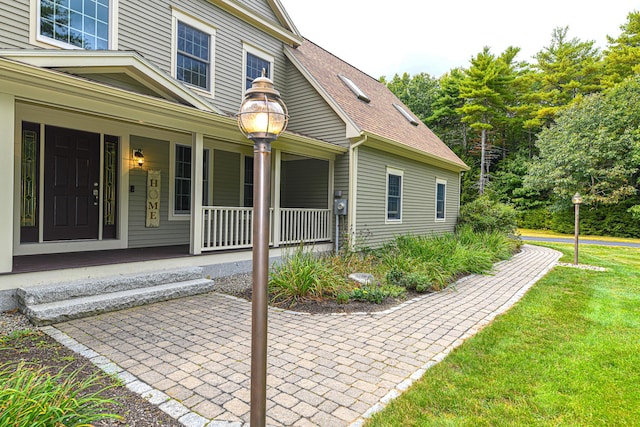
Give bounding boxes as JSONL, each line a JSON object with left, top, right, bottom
{"left": 382, "top": 11, "right": 640, "bottom": 237}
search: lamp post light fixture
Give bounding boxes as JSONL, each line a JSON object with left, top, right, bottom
{"left": 237, "top": 73, "right": 288, "bottom": 427}
{"left": 572, "top": 192, "right": 583, "bottom": 265}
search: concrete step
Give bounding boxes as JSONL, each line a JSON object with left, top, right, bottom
{"left": 16, "top": 267, "right": 205, "bottom": 306}
{"left": 23, "top": 278, "right": 216, "bottom": 326}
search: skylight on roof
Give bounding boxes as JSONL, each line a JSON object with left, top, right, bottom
{"left": 338, "top": 74, "right": 370, "bottom": 103}
{"left": 393, "top": 103, "right": 420, "bottom": 126}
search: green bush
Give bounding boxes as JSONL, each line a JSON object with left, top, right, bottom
{"left": 0, "top": 362, "right": 121, "bottom": 427}
{"left": 550, "top": 199, "right": 640, "bottom": 238}
{"left": 517, "top": 207, "right": 553, "bottom": 229}
{"left": 269, "top": 248, "right": 345, "bottom": 307}
{"left": 351, "top": 283, "right": 406, "bottom": 304}
{"left": 457, "top": 196, "right": 518, "bottom": 235}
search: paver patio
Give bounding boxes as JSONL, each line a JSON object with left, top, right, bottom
{"left": 45, "top": 244, "right": 561, "bottom": 426}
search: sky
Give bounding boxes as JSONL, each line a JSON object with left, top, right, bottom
{"left": 278, "top": 0, "right": 635, "bottom": 79}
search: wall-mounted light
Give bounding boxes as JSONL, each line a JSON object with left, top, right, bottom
{"left": 133, "top": 148, "right": 144, "bottom": 167}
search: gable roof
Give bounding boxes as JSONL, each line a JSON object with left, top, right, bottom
{"left": 0, "top": 50, "right": 219, "bottom": 113}
{"left": 285, "top": 40, "right": 468, "bottom": 170}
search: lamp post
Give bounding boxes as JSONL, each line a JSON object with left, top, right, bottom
{"left": 237, "top": 73, "right": 288, "bottom": 427}
{"left": 572, "top": 192, "right": 583, "bottom": 265}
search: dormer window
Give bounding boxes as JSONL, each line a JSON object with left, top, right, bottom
{"left": 393, "top": 103, "right": 420, "bottom": 126}
{"left": 37, "top": 0, "right": 113, "bottom": 49}
{"left": 339, "top": 74, "right": 370, "bottom": 103}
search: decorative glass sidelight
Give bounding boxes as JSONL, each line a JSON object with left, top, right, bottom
{"left": 21, "top": 125, "right": 38, "bottom": 228}
{"left": 103, "top": 135, "right": 118, "bottom": 238}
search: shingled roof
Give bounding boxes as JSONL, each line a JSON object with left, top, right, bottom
{"left": 286, "top": 39, "right": 467, "bottom": 170}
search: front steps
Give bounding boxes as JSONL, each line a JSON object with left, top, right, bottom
{"left": 17, "top": 267, "right": 215, "bottom": 326}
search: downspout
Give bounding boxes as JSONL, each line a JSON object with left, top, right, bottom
{"left": 347, "top": 133, "right": 367, "bottom": 250}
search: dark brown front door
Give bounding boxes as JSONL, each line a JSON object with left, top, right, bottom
{"left": 43, "top": 126, "right": 100, "bottom": 241}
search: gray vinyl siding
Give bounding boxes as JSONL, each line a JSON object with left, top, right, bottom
{"left": 334, "top": 152, "right": 350, "bottom": 246}
{"left": 355, "top": 146, "right": 460, "bottom": 248}
{"left": 280, "top": 159, "right": 329, "bottom": 208}
{"left": 213, "top": 150, "right": 241, "bottom": 206}
{"left": 119, "top": 0, "right": 287, "bottom": 113}
{"left": 284, "top": 59, "right": 349, "bottom": 147}
{"left": 237, "top": 0, "right": 279, "bottom": 23}
{"left": 0, "top": 0, "right": 31, "bottom": 48}
{"left": 128, "top": 135, "right": 190, "bottom": 248}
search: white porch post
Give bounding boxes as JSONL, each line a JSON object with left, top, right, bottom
{"left": 272, "top": 149, "right": 281, "bottom": 247}
{"left": 189, "top": 132, "right": 204, "bottom": 255}
{"left": 0, "top": 94, "right": 15, "bottom": 273}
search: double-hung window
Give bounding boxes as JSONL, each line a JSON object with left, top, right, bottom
{"left": 436, "top": 179, "right": 447, "bottom": 221}
{"left": 172, "top": 9, "right": 215, "bottom": 93}
{"left": 243, "top": 44, "right": 274, "bottom": 91}
{"left": 386, "top": 168, "right": 403, "bottom": 222}
{"left": 38, "top": 0, "right": 112, "bottom": 49}
{"left": 173, "top": 144, "right": 210, "bottom": 216}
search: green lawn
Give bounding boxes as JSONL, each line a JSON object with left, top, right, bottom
{"left": 365, "top": 243, "right": 640, "bottom": 426}
{"left": 518, "top": 228, "right": 640, "bottom": 245}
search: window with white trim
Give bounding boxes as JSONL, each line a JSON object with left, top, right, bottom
{"left": 37, "top": 0, "right": 114, "bottom": 49}
{"left": 436, "top": 179, "right": 447, "bottom": 221}
{"left": 173, "top": 144, "right": 210, "bottom": 215}
{"left": 172, "top": 9, "right": 215, "bottom": 92}
{"left": 386, "top": 168, "right": 403, "bottom": 222}
{"left": 243, "top": 44, "right": 274, "bottom": 91}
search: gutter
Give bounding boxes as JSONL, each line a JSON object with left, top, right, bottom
{"left": 347, "top": 134, "right": 368, "bottom": 250}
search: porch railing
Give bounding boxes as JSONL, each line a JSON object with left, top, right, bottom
{"left": 201, "top": 207, "right": 331, "bottom": 252}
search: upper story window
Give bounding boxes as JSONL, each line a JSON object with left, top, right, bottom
{"left": 38, "top": 0, "right": 112, "bottom": 49}
{"left": 243, "top": 44, "right": 274, "bottom": 91}
{"left": 172, "top": 8, "right": 216, "bottom": 93}
{"left": 386, "top": 167, "right": 403, "bottom": 222}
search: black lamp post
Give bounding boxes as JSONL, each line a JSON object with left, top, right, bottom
{"left": 237, "top": 73, "right": 288, "bottom": 427}
{"left": 572, "top": 192, "right": 583, "bottom": 265}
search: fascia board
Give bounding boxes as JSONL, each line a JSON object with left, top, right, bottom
{"left": 284, "top": 46, "right": 361, "bottom": 139}
{"left": 267, "top": 0, "right": 301, "bottom": 36}
{"left": 207, "top": 0, "right": 302, "bottom": 46}
{"left": 0, "top": 50, "right": 219, "bottom": 113}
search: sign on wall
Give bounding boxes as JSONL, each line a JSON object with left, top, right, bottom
{"left": 146, "top": 170, "right": 161, "bottom": 228}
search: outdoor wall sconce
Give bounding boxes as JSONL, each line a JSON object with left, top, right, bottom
{"left": 133, "top": 148, "right": 144, "bottom": 167}
{"left": 572, "top": 192, "right": 583, "bottom": 265}
{"left": 237, "top": 72, "right": 288, "bottom": 427}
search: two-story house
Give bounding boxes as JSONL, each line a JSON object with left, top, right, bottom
{"left": 0, "top": 0, "right": 467, "bottom": 311}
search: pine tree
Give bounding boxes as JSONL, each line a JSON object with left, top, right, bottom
{"left": 603, "top": 11, "right": 640, "bottom": 88}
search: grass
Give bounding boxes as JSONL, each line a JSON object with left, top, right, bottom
{"left": 0, "top": 360, "right": 121, "bottom": 427}
{"left": 519, "top": 228, "right": 640, "bottom": 244}
{"left": 365, "top": 243, "right": 640, "bottom": 426}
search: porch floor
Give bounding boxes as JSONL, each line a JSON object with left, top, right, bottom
{"left": 12, "top": 245, "right": 190, "bottom": 274}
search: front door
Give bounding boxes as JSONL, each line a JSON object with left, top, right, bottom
{"left": 43, "top": 126, "right": 100, "bottom": 241}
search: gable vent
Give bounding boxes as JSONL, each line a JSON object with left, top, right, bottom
{"left": 393, "top": 103, "right": 420, "bottom": 126}
{"left": 338, "top": 74, "right": 370, "bottom": 103}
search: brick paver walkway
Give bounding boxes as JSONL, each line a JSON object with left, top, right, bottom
{"left": 45, "top": 244, "right": 560, "bottom": 426}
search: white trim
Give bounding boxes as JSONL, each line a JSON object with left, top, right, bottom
{"left": 190, "top": 133, "right": 204, "bottom": 255}
{"left": 169, "top": 141, "right": 192, "bottom": 221}
{"left": 385, "top": 167, "right": 403, "bottom": 224}
{"left": 206, "top": 0, "right": 302, "bottom": 46}
{"left": 171, "top": 7, "right": 217, "bottom": 97}
{"left": 0, "top": 94, "right": 15, "bottom": 273}
{"left": 242, "top": 43, "right": 275, "bottom": 96}
{"left": 31, "top": 0, "right": 119, "bottom": 50}
{"left": 435, "top": 178, "right": 447, "bottom": 222}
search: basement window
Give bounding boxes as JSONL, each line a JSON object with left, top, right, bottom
{"left": 339, "top": 74, "right": 370, "bottom": 103}
{"left": 393, "top": 103, "right": 420, "bottom": 126}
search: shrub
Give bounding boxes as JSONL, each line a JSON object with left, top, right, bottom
{"left": 457, "top": 196, "right": 518, "bottom": 235}
{"left": 0, "top": 362, "right": 121, "bottom": 426}
{"left": 269, "top": 248, "right": 345, "bottom": 307}
{"left": 351, "top": 283, "right": 406, "bottom": 304}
